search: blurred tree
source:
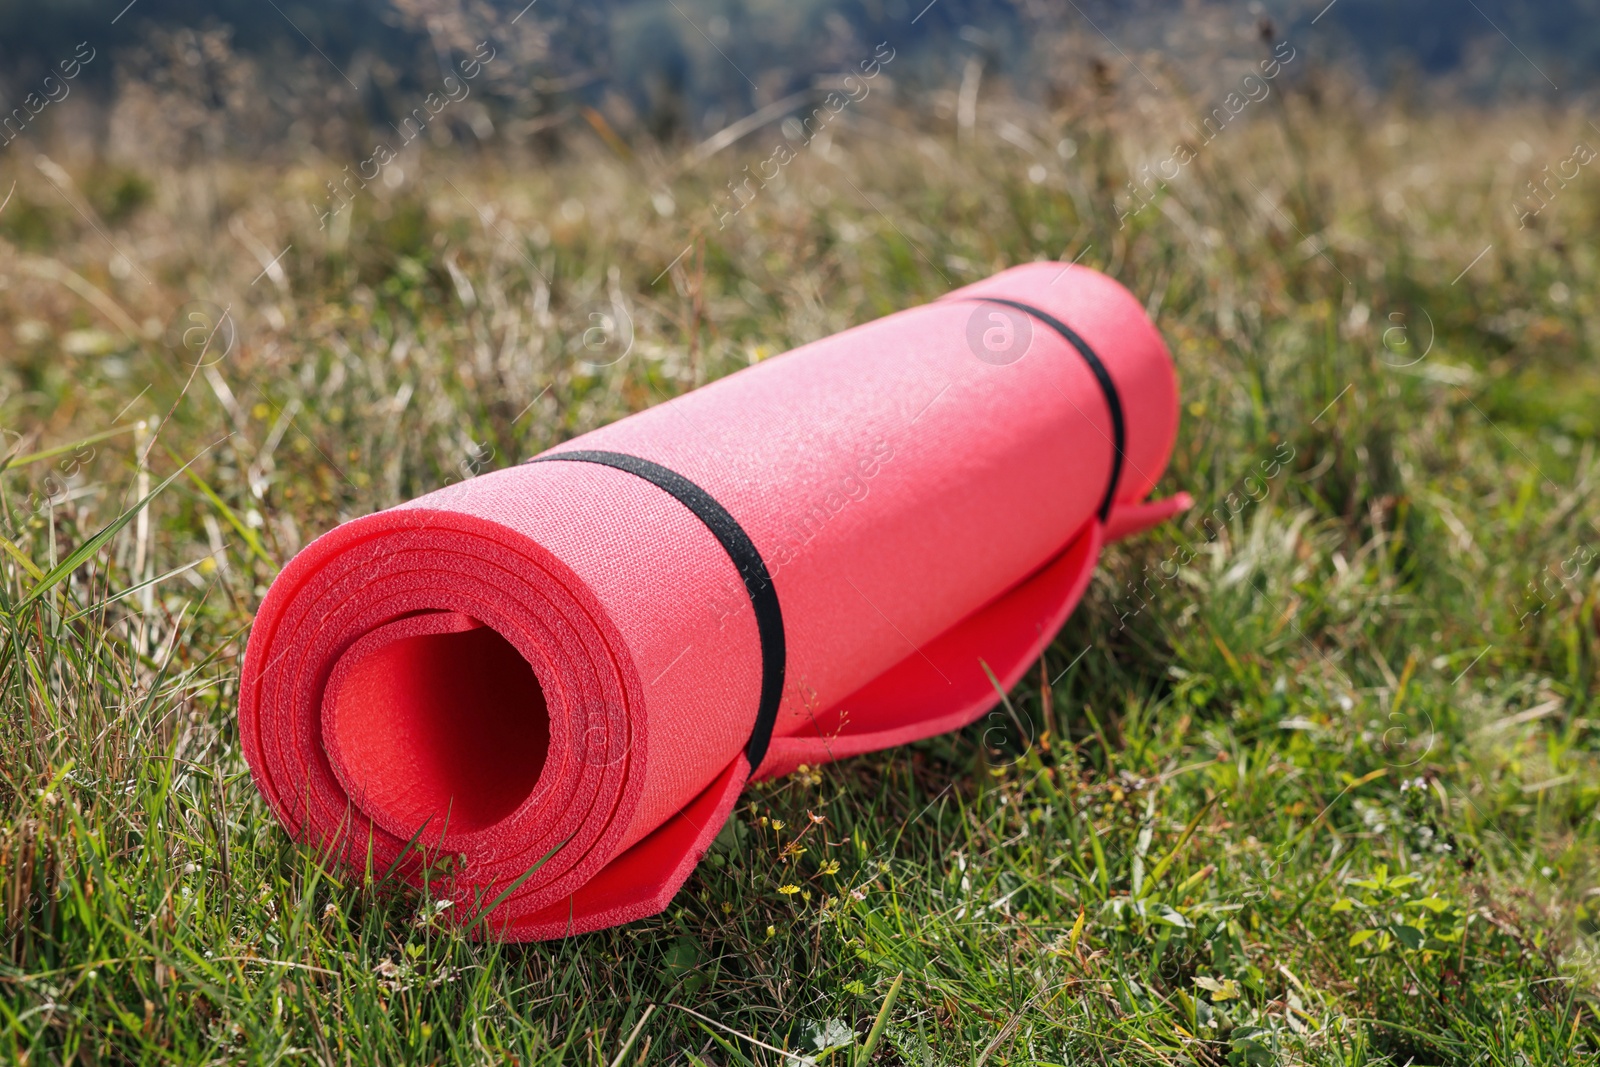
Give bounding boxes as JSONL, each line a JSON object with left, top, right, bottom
{"left": 0, "top": 0, "right": 1593, "bottom": 160}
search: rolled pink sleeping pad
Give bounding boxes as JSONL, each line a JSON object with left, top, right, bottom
{"left": 238, "top": 262, "right": 1185, "bottom": 938}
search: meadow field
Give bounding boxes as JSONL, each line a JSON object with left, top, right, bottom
{"left": 1, "top": 25, "right": 1599, "bottom": 1065}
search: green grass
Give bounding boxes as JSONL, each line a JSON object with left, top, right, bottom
{"left": 1, "top": 61, "right": 1599, "bottom": 1064}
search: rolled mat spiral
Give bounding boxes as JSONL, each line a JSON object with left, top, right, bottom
{"left": 238, "top": 261, "right": 1186, "bottom": 939}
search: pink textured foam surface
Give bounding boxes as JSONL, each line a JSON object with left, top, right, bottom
{"left": 237, "top": 262, "right": 1182, "bottom": 939}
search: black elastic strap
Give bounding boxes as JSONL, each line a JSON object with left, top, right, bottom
{"left": 527, "top": 450, "right": 786, "bottom": 770}
{"left": 958, "top": 296, "right": 1126, "bottom": 522}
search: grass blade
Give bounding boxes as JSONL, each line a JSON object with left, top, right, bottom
{"left": 16, "top": 441, "right": 221, "bottom": 612}
{"left": 1136, "top": 795, "right": 1216, "bottom": 901}
{"left": 0, "top": 423, "right": 139, "bottom": 474}
{"left": 169, "top": 447, "right": 276, "bottom": 568}
{"left": 475, "top": 837, "right": 571, "bottom": 925}
{"left": 855, "top": 971, "right": 903, "bottom": 1066}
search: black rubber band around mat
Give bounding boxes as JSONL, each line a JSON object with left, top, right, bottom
{"left": 953, "top": 295, "right": 1126, "bottom": 522}
{"left": 528, "top": 450, "right": 786, "bottom": 770}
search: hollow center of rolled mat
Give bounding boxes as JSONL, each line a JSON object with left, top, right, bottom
{"left": 323, "top": 617, "right": 549, "bottom": 841}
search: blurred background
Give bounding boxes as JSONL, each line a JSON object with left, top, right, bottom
{"left": 2, "top": 0, "right": 1598, "bottom": 164}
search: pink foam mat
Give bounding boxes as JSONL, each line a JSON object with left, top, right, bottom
{"left": 238, "top": 262, "right": 1184, "bottom": 939}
